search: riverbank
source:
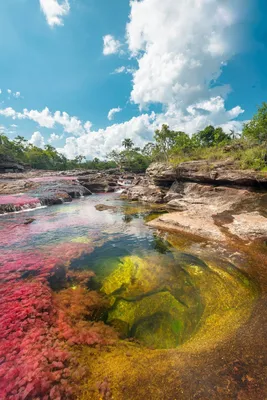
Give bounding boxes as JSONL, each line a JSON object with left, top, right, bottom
{"left": 122, "top": 160, "right": 267, "bottom": 243}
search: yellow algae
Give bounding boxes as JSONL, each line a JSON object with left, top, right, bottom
{"left": 76, "top": 255, "right": 257, "bottom": 400}
{"left": 108, "top": 292, "right": 186, "bottom": 348}
{"left": 71, "top": 236, "right": 92, "bottom": 244}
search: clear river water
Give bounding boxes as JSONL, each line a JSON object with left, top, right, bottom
{"left": 0, "top": 193, "right": 266, "bottom": 400}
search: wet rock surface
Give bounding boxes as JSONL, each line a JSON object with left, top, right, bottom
{"left": 0, "top": 169, "right": 137, "bottom": 213}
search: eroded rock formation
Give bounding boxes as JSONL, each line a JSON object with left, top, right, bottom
{"left": 123, "top": 161, "right": 267, "bottom": 242}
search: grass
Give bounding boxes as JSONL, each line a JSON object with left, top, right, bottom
{"left": 170, "top": 141, "right": 267, "bottom": 172}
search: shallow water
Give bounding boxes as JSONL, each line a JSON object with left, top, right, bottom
{"left": 0, "top": 193, "right": 263, "bottom": 399}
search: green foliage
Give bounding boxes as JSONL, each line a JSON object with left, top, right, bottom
{"left": 107, "top": 139, "right": 151, "bottom": 173}
{"left": 192, "top": 126, "right": 230, "bottom": 148}
{"left": 243, "top": 102, "right": 267, "bottom": 143}
{"left": 2, "top": 100, "right": 267, "bottom": 173}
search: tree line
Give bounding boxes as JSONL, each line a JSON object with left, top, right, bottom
{"left": 1, "top": 102, "right": 267, "bottom": 172}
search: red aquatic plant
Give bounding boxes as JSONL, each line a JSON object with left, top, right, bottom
{"left": 0, "top": 281, "right": 117, "bottom": 399}
{"left": 0, "top": 195, "right": 40, "bottom": 207}
{"left": 0, "top": 281, "right": 75, "bottom": 400}
{"left": 54, "top": 286, "right": 117, "bottom": 346}
{"left": 0, "top": 242, "right": 94, "bottom": 284}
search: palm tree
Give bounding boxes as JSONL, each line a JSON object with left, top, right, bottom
{"left": 0, "top": 133, "right": 9, "bottom": 146}
{"left": 122, "top": 138, "right": 134, "bottom": 150}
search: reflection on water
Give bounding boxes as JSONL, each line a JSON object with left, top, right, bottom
{"left": 0, "top": 193, "right": 259, "bottom": 398}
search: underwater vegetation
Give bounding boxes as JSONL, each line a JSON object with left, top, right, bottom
{"left": 0, "top": 195, "right": 260, "bottom": 399}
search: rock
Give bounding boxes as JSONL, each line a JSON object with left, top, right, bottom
{"left": 95, "top": 204, "right": 116, "bottom": 211}
{"left": 125, "top": 184, "right": 164, "bottom": 203}
{"left": 177, "top": 160, "right": 267, "bottom": 187}
{"left": 0, "top": 178, "right": 92, "bottom": 213}
{"left": 77, "top": 171, "right": 123, "bottom": 193}
{"left": 146, "top": 160, "right": 267, "bottom": 189}
{"left": 27, "top": 180, "right": 91, "bottom": 206}
{"left": 226, "top": 212, "right": 267, "bottom": 241}
{"left": 0, "top": 154, "right": 25, "bottom": 173}
{"left": 148, "top": 211, "right": 226, "bottom": 241}
{"left": 107, "top": 292, "right": 187, "bottom": 349}
{"left": 146, "top": 163, "right": 177, "bottom": 185}
{"left": 23, "top": 218, "right": 35, "bottom": 225}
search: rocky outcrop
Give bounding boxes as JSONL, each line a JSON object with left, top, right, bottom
{"left": 146, "top": 160, "right": 267, "bottom": 188}
{"left": 123, "top": 161, "right": 267, "bottom": 242}
{"left": 0, "top": 154, "right": 25, "bottom": 173}
{"left": 0, "top": 178, "right": 92, "bottom": 214}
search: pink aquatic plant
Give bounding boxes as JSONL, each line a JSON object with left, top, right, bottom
{"left": 0, "top": 242, "right": 94, "bottom": 284}
{"left": 0, "top": 195, "right": 40, "bottom": 207}
{"left": 0, "top": 280, "right": 116, "bottom": 399}
{"left": 0, "top": 282, "right": 74, "bottom": 399}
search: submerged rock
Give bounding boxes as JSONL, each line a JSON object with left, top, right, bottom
{"left": 108, "top": 292, "right": 186, "bottom": 348}
{"left": 95, "top": 204, "right": 117, "bottom": 212}
{"left": 101, "top": 254, "right": 204, "bottom": 348}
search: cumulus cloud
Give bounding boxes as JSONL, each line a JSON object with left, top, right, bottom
{"left": 7, "top": 89, "right": 12, "bottom": 95}
{"left": 57, "top": 113, "right": 156, "bottom": 159}
{"left": 40, "top": 0, "right": 70, "bottom": 27}
{"left": 107, "top": 107, "right": 122, "bottom": 121}
{"left": 0, "top": 107, "right": 25, "bottom": 119}
{"left": 103, "top": 35, "right": 122, "bottom": 55}
{"left": 29, "top": 131, "right": 45, "bottom": 149}
{"left": 0, "top": 106, "right": 92, "bottom": 136}
{"left": 56, "top": 96, "right": 245, "bottom": 159}
{"left": 0, "top": 1, "right": 247, "bottom": 159}
{"left": 48, "top": 133, "right": 64, "bottom": 143}
{"left": 127, "top": 0, "right": 242, "bottom": 109}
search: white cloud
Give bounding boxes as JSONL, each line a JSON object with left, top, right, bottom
{"left": 84, "top": 121, "right": 92, "bottom": 133}
{"left": 114, "top": 66, "right": 126, "bottom": 74}
{"left": 0, "top": 107, "right": 25, "bottom": 119}
{"left": 10, "top": 124, "right": 18, "bottom": 128}
{"left": 227, "top": 105, "right": 244, "bottom": 119}
{"left": 0, "top": 89, "right": 2, "bottom": 95}
{"left": 5, "top": 89, "right": 22, "bottom": 98}
{"left": 13, "top": 92, "right": 22, "bottom": 99}
{"left": 103, "top": 35, "right": 122, "bottom": 56}
{"left": 0, "top": 106, "right": 92, "bottom": 136}
{"left": 48, "top": 132, "right": 64, "bottom": 143}
{"left": 0, "top": 1, "right": 247, "bottom": 160}
{"left": 57, "top": 95, "right": 245, "bottom": 159}
{"left": 57, "top": 113, "right": 155, "bottom": 160}
{"left": 126, "top": 0, "right": 242, "bottom": 109}
{"left": 107, "top": 107, "right": 122, "bottom": 121}
{"left": 29, "top": 131, "right": 45, "bottom": 149}
{"left": 40, "top": 0, "right": 70, "bottom": 27}
{"left": 113, "top": 66, "right": 135, "bottom": 74}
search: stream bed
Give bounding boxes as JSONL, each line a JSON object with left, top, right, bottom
{"left": 0, "top": 193, "right": 266, "bottom": 399}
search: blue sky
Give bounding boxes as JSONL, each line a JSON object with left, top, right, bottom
{"left": 0, "top": 0, "right": 266, "bottom": 159}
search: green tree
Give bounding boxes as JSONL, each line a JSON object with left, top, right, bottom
{"left": 154, "top": 125, "right": 179, "bottom": 160}
{"left": 122, "top": 138, "right": 134, "bottom": 150}
{"left": 243, "top": 102, "right": 267, "bottom": 143}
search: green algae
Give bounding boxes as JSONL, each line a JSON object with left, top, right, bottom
{"left": 108, "top": 292, "right": 187, "bottom": 349}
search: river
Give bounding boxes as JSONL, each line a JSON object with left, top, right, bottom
{"left": 0, "top": 193, "right": 266, "bottom": 399}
